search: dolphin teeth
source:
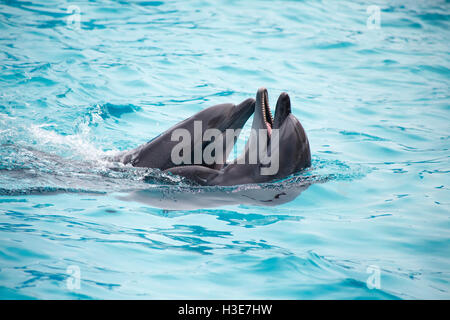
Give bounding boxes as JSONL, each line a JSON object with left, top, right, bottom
{"left": 261, "top": 90, "right": 273, "bottom": 125}
{"left": 261, "top": 90, "right": 273, "bottom": 136}
{"left": 267, "top": 106, "right": 274, "bottom": 123}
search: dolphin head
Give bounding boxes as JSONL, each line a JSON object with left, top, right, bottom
{"left": 191, "top": 98, "right": 255, "bottom": 169}
{"left": 272, "top": 91, "right": 311, "bottom": 173}
{"left": 195, "top": 98, "right": 255, "bottom": 133}
{"left": 241, "top": 88, "right": 311, "bottom": 179}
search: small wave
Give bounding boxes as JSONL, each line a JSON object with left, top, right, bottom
{"left": 0, "top": 186, "right": 107, "bottom": 196}
{"left": 87, "top": 103, "right": 142, "bottom": 120}
{"left": 29, "top": 124, "right": 113, "bottom": 162}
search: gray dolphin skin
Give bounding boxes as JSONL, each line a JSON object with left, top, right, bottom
{"left": 165, "top": 88, "right": 311, "bottom": 185}
{"left": 112, "top": 98, "right": 255, "bottom": 171}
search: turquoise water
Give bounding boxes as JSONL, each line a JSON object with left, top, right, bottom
{"left": 0, "top": 0, "right": 449, "bottom": 299}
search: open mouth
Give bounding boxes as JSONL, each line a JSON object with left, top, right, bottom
{"left": 260, "top": 89, "right": 273, "bottom": 136}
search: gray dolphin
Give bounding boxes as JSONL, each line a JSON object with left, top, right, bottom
{"left": 165, "top": 88, "right": 311, "bottom": 185}
{"left": 112, "top": 98, "right": 255, "bottom": 170}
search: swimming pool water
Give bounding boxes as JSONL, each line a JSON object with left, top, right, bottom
{"left": 0, "top": 0, "right": 449, "bottom": 299}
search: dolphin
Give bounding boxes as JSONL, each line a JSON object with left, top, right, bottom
{"left": 111, "top": 98, "right": 255, "bottom": 171}
{"left": 165, "top": 88, "right": 311, "bottom": 185}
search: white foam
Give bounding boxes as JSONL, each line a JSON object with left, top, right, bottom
{"left": 29, "top": 124, "right": 119, "bottom": 164}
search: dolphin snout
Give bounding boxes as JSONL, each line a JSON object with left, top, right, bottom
{"left": 274, "top": 91, "right": 292, "bottom": 128}
{"left": 228, "top": 97, "right": 255, "bottom": 130}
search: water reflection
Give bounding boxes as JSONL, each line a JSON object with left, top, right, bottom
{"left": 119, "top": 175, "right": 318, "bottom": 210}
